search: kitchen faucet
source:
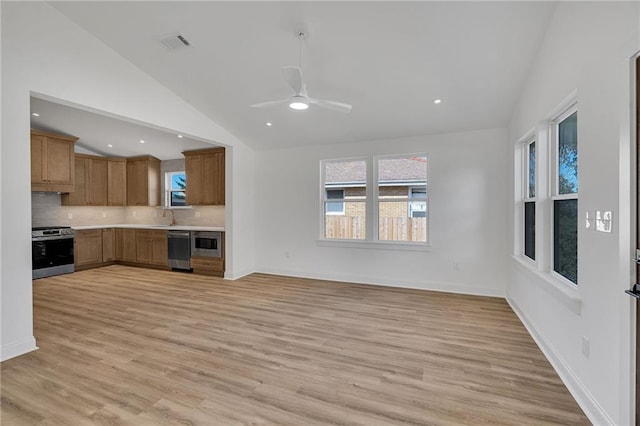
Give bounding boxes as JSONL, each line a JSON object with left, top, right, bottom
{"left": 162, "top": 209, "right": 176, "bottom": 226}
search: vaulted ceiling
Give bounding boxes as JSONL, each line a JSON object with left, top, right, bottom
{"left": 52, "top": 1, "right": 556, "bottom": 150}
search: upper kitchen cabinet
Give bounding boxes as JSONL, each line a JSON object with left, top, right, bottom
{"left": 107, "top": 158, "right": 127, "bottom": 206}
{"left": 61, "top": 154, "right": 108, "bottom": 206}
{"left": 30, "top": 130, "right": 78, "bottom": 192}
{"left": 183, "top": 147, "right": 225, "bottom": 205}
{"left": 127, "top": 156, "right": 161, "bottom": 206}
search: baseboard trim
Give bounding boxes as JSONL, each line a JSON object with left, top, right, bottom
{"left": 1, "top": 336, "right": 38, "bottom": 362}
{"left": 254, "top": 267, "right": 504, "bottom": 298}
{"left": 506, "top": 296, "right": 614, "bottom": 425}
{"left": 224, "top": 267, "right": 254, "bottom": 281}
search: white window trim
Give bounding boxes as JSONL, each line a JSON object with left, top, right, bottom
{"left": 319, "top": 154, "right": 430, "bottom": 246}
{"left": 512, "top": 91, "right": 582, "bottom": 304}
{"left": 164, "top": 171, "right": 190, "bottom": 209}
{"left": 549, "top": 102, "right": 578, "bottom": 286}
{"left": 522, "top": 134, "right": 537, "bottom": 264}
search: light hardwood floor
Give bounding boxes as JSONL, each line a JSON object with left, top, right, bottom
{"left": 1, "top": 265, "right": 589, "bottom": 425}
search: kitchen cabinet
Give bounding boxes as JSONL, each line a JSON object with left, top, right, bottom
{"left": 127, "top": 156, "right": 161, "bottom": 206}
{"left": 183, "top": 147, "right": 225, "bottom": 205}
{"left": 74, "top": 229, "right": 103, "bottom": 268}
{"left": 31, "top": 130, "right": 78, "bottom": 192}
{"left": 135, "top": 229, "right": 168, "bottom": 266}
{"left": 191, "top": 256, "right": 224, "bottom": 277}
{"left": 61, "top": 155, "right": 108, "bottom": 206}
{"left": 102, "top": 228, "right": 115, "bottom": 262}
{"left": 116, "top": 228, "right": 137, "bottom": 262}
{"left": 107, "top": 159, "right": 127, "bottom": 206}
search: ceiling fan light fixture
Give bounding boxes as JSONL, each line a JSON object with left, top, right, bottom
{"left": 289, "top": 98, "right": 309, "bottom": 110}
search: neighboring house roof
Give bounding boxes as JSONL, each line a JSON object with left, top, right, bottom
{"left": 326, "top": 156, "right": 427, "bottom": 185}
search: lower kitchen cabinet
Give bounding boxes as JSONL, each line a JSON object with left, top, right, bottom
{"left": 116, "top": 228, "right": 137, "bottom": 262}
{"left": 74, "top": 229, "right": 103, "bottom": 268}
{"left": 191, "top": 256, "right": 225, "bottom": 277}
{"left": 135, "top": 229, "right": 168, "bottom": 267}
{"left": 102, "top": 228, "right": 115, "bottom": 262}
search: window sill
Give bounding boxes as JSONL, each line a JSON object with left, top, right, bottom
{"left": 317, "top": 239, "right": 432, "bottom": 252}
{"left": 511, "top": 255, "right": 582, "bottom": 315}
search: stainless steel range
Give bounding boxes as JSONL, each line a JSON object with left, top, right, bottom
{"left": 32, "top": 226, "right": 75, "bottom": 279}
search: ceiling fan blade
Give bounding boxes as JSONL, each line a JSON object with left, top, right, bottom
{"left": 309, "top": 98, "right": 352, "bottom": 113}
{"left": 282, "top": 66, "right": 303, "bottom": 95}
{"left": 250, "top": 99, "right": 289, "bottom": 108}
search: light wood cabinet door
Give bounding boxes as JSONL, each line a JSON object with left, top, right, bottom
{"left": 74, "top": 230, "right": 103, "bottom": 267}
{"left": 185, "top": 154, "right": 204, "bottom": 205}
{"left": 203, "top": 151, "right": 225, "bottom": 205}
{"left": 30, "top": 135, "right": 46, "bottom": 184}
{"left": 102, "top": 228, "right": 115, "bottom": 262}
{"left": 135, "top": 230, "right": 154, "bottom": 264}
{"left": 126, "top": 157, "right": 160, "bottom": 206}
{"left": 62, "top": 155, "right": 108, "bottom": 206}
{"left": 30, "top": 130, "right": 77, "bottom": 192}
{"left": 45, "top": 138, "right": 75, "bottom": 186}
{"left": 63, "top": 156, "right": 88, "bottom": 205}
{"left": 183, "top": 148, "right": 225, "bottom": 206}
{"left": 127, "top": 160, "right": 147, "bottom": 206}
{"left": 116, "top": 228, "right": 136, "bottom": 262}
{"left": 151, "top": 230, "right": 168, "bottom": 266}
{"left": 108, "top": 160, "right": 127, "bottom": 206}
{"left": 88, "top": 158, "right": 108, "bottom": 206}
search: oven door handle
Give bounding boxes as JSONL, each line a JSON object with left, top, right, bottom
{"left": 32, "top": 235, "right": 75, "bottom": 242}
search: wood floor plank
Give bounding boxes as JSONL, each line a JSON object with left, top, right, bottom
{"left": 1, "top": 265, "right": 589, "bottom": 425}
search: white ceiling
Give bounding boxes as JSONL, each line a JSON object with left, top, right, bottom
{"left": 30, "top": 97, "right": 216, "bottom": 160}
{"left": 51, "top": 1, "right": 556, "bottom": 151}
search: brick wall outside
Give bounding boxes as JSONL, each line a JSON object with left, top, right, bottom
{"left": 343, "top": 186, "right": 410, "bottom": 218}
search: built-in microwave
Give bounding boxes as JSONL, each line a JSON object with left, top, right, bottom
{"left": 191, "top": 231, "right": 222, "bottom": 258}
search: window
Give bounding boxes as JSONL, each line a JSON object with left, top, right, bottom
{"left": 326, "top": 189, "right": 345, "bottom": 215}
{"left": 378, "top": 155, "right": 428, "bottom": 242}
{"left": 321, "top": 154, "right": 428, "bottom": 244}
{"left": 552, "top": 108, "right": 578, "bottom": 284}
{"left": 322, "top": 159, "right": 366, "bottom": 239}
{"left": 166, "top": 171, "right": 187, "bottom": 207}
{"left": 409, "top": 187, "right": 427, "bottom": 218}
{"left": 523, "top": 139, "right": 536, "bottom": 260}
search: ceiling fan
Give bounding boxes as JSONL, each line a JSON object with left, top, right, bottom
{"left": 250, "top": 32, "right": 352, "bottom": 114}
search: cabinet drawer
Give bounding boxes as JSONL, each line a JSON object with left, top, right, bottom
{"left": 190, "top": 256, "right": 223, "bottom": 271}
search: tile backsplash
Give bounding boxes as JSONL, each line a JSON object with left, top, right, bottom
{"left": 32, "top": 192, "right": 225, "bottom": 228}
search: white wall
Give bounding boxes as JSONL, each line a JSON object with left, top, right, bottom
{"left": 0, "top": 2, "right": 255, "bottom": 361}
{"left": 507, "top": 2, "right": 640, "bottom": 424}
{"left": 254, "top": 128, "right": 508, "bottom": 296}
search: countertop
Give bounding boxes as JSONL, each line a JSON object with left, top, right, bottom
{"left": 72, "top": 224, "right": 225, "bottom": 232}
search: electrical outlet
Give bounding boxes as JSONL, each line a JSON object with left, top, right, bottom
{"left": 67, "top": 213, "right": 73, "bottom": 219}
{"left": 581, "top": 336, "right": 590, "bottom": 358}
{"left": 132, "top": 211, "right": 136, "bottom": 217}
{"left": 453, "top": 262, "right": 460, "bottom": 271}
{"left": 102, "top": 212, "right": 107, "bottom": 218}
{"left": 195, "top": 211, "right": 201, "bottom": 218}
{"left": 285, "top": 251, "right": 290, "bottom": 259}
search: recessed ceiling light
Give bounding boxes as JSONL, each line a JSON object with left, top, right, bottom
{"left": 107, "top": 144, "right": 113, "bottom": 148}
{"left": 266, "top": 122, "right": 272, "bottom": 127}
{"left": 177, "top": 134, "right": 183, "bottom": 138}
{"left": 140, "top": 140, "right": 145, "bottom": 144}
{"left": 433, "top": 99, "right": 442, "bottom": 105}
{"left": 32, "top": 113, "right": 40, "bottom": 117}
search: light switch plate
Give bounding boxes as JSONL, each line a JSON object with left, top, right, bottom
{"left": 596, "top": 210, "right": 612, "bottom": 233}
{"left": 585, "top": 211, "right": 595, "bottom": 230}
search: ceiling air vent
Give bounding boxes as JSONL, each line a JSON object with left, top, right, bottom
{"left": 159, "top": 33, "right": 192, "bottom": 51}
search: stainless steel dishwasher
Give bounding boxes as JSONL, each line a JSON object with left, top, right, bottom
{"left": 167, "top": 230, "right": 191, "bottom": 271}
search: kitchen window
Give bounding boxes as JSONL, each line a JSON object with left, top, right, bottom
{"left": 166, "top": 171, "right": 187, "bottom": 207}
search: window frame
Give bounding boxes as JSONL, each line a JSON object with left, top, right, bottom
{"left": 164, "top": 170, "right": 189, "bottom": 208}
{"left": 325, "top": 188, "right": 346, "bottom": 215}
{"left": 319, "top": 154, "right": 429, "bottom": 247}
{"left": 522, "top": 136, "right": 537, "bottom": 263}
{"left": 550, "top": 103, "right": 578, "bottom": 286}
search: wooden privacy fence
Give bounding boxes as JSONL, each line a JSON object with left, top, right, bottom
{"left": 325, "top": 216, "right": 427, "bottom": 241}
